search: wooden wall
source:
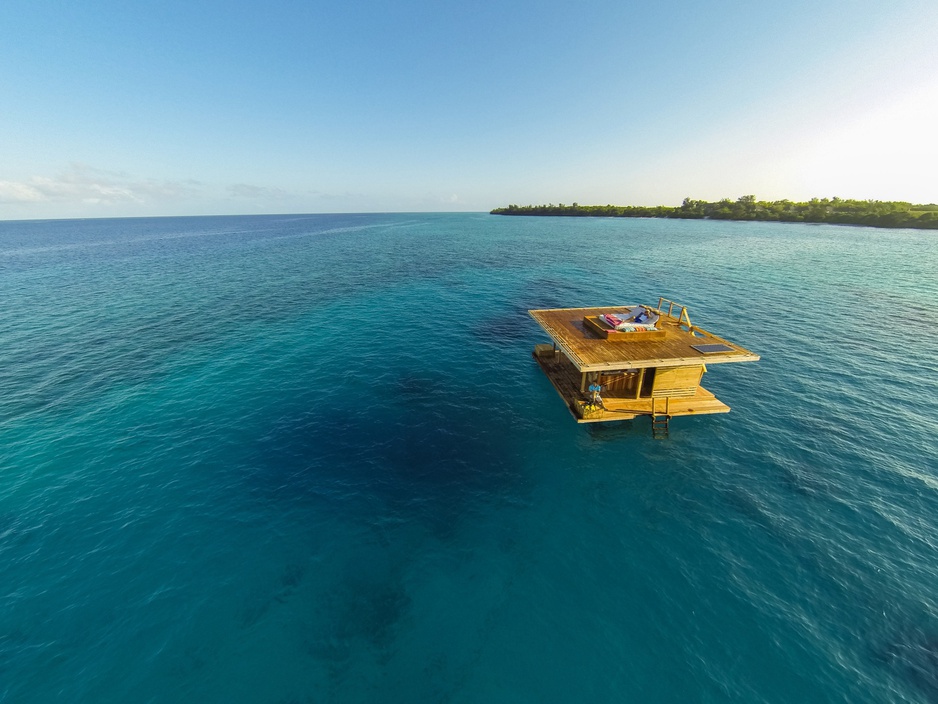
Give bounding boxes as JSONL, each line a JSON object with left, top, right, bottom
{"left": 651, "top": 365, "right": 704, "bottom": 398}
{"left": 600, "top": 370, "right": 641, "bottom": 397}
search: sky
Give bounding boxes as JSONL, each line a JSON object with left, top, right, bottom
{"left": 1, "top": 0, "right": 937, "bottom": 219}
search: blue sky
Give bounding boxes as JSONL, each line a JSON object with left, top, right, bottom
{"left": 2, "top": 0, "right": 936, "bottom": 218}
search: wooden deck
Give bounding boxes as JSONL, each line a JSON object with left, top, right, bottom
{"left": 529, "top": 299, "right": 757, "bottom": 425}
{"left": 529, "top": 305, "right": 759, "bottom": 372}
{"left": 533, "top": 347, "right": 730, "bottom": 423}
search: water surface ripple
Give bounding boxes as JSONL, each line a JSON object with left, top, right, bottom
{"left": 1, "top": 214, "right": 936, "bottom": 703}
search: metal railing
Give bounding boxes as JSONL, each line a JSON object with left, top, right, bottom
{"left": 656, "top": 297, "right": 693, "bottom": 328}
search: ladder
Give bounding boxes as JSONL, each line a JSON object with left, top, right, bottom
{"left": 651, "top": 397, "right": 671, "bottom": 439}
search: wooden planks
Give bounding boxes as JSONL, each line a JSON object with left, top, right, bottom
{"left": 652, "top": 365, "right": 705, "bottom": 398}
{"left": 529, "top": 301, "right": 756, "bottom": 424}
{"left": 598, "top": 387, "right": 730, "bottom": 421}
{"left": 529, "top": 306, "right": 759, "bottom": 372}
{"left": 532, "top": 349, "right": 730, "bottom": 423}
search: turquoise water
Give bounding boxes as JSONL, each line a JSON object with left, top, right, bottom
{"left": 1, "top": 213, "right": 936, "bottom": 703}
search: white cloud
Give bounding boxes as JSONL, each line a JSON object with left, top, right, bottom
{"left": 0, "top": 164, "right": 203, "bottom": 207}
{"left": 0, "top": 181, "right": 44, "bottom": 202}
{"left": 226, "top": 183, "right": 296, "bottom": 200}
{"left": 1, "top": 166, "right": 472, "bottom": 217}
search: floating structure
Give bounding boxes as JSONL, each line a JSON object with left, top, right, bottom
{"left": 529, "top": 298, "right": 759, "bottom": 435}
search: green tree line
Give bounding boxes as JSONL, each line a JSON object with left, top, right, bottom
{"left": 490, "top": 196, "right": 938, "bottom": 230}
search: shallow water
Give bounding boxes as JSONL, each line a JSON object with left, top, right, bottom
{"left": 1, "top": 213, "right": 936, "bottom": 703}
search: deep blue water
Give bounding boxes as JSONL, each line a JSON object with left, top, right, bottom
{"left": 1, "top": 213, "right": 936, "bottom": 703}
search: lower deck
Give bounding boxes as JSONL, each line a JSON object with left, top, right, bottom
{"left": 533, "top": 347, "right": 730, "bottom": 423}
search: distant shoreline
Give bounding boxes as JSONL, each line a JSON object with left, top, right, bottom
{"left": 490, "top": 197, "right": 938, "bottom": 230}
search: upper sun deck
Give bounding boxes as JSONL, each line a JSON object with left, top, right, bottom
{"left": 529, "top": 300, "right": 760, "bottom": 372}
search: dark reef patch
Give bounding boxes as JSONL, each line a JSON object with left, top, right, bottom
{"left": 876, "top": 627, "right": 938, "bottom": 703}
{"left": 239, "top": 367, "right": 525, "bottom": 545}
{"left": 471, "top": 311, "right": 538, "bottom": 347}
{"left": 776, "top": 462, "right": 836, "bottom": 501}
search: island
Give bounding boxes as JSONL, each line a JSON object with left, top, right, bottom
{"left": 491, "top": 196, "right": 938, "bottom": 230}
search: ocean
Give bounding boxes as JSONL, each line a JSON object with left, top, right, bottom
{"left": 1, "top": 213, "right": 936, "bottom": 703}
